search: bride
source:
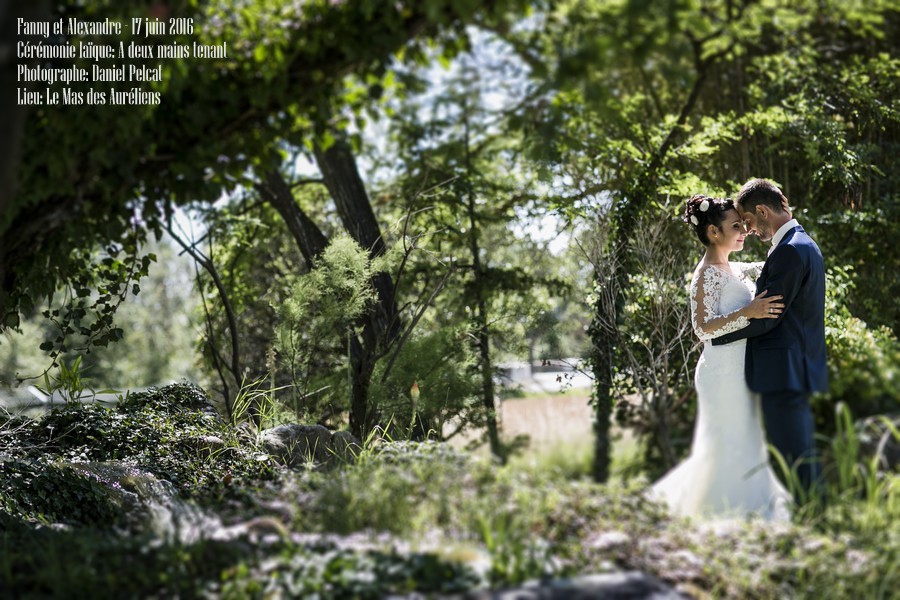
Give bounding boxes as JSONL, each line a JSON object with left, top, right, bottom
{"left": 650, "top": 194, "right": 792, "bottom": 522}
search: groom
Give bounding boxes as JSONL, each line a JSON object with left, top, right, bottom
{"left": 713, "top": 178, "right": 828, "bottom": 500}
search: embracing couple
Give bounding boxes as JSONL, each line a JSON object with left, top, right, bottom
{"left": 651, "top": 178, "right": 828, "bottom": 522}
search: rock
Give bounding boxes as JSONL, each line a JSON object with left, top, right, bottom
{"left": 65, "top": 462, "right": 222, "bottom": 542}
{"left": 214, "top": 515, "right": 290, "bottom": 545}
{"left": 856, "top": 413, "right": 900, "bottom": 472}
{"left": 179, "top": 434, "right": 227, "bottom": 457}
{"left": 332, "top": 430, "right": 362, "bottom": 462}
{"left": 587, "top": 530, "right": 632, "bottom": 552}
{"left": 260, "top": 424, "right": 360, "bottom": 468}
{"left": 122, "top": 382, "right": 222, "bottom": 420}
{"left": 433, "top": 571, "right": 687, "bottom": 600}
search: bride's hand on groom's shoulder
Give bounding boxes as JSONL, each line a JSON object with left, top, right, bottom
{"left": 744, "top": 290, "right": 784, "bottom": 320}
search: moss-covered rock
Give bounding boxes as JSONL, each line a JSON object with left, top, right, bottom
{"left": 0, "top": 459, "right": 121, "bottom": 528}
{"left": 0, "top": 383, "right": 278, "bottom": 504}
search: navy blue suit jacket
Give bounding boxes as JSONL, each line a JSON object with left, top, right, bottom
{"left": 712, "top": 225, "right": 829, "bottom": 394}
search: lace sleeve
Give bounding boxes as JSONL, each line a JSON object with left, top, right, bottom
{"left": 690, "top": 266, "right": 751, "bottom": 342}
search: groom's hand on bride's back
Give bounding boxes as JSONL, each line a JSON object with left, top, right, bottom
{"left": 744, "top": 290, "right": 784, "bottom": 320}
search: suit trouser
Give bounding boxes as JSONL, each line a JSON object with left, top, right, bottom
{"left": 760, "top": 390, "right": 822, "bottom": 501}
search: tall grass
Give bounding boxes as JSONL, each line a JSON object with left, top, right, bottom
{"left": 768, "top": 402, "right": 899, "bottom": 597}
{"left": 773, "top": 403, "right": 899, "bottom": 533}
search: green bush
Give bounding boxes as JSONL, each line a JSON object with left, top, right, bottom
{"left": 274, "top": 234, "right": 395, "bottom": 421}
{"left": 369, "top": 328, "right": 482, "bottom": 440}
{"left": 0, "top": 518, "right": 250, "bottom": 599}
{"left": 301, "top": 440, "right": 478, "bottom": 535}
{"left": 815, "top": 267, "right": 900, "bottom": 436}
{"left": 0, "top": 383, "right": 278, "bottom": 506}
{"left": 219, "top": 545, "right": 482, "bottom": 599}
{"left": 0, "top": 460, "right": 120, "bottom": 528}
{"left": 1, "top": 421, "right": 896, "bottom": 598}
{"left": 815, "top": 206, "right": 900, "bottom": 335}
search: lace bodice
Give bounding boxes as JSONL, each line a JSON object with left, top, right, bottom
{"left": 689, "top": 262, "right": 762, "bottom": 342}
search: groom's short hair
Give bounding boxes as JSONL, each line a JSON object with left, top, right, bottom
{"left": 735, "top": 178, "right": 789, "bottom": 214}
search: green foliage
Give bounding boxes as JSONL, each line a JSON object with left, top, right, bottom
{"left": 0, "top": 237, "right": 198, "bottom": 391}
{"left": 815, "top": 403, "right": 899, "bottom": 541}
{"left": 370, "top": 328, "right": 481, "bottom": 440}
{"left": 231, "top": 371, "right": 292, "bottom": 430}
{"left": 302, "top": 440, "right": 478, "bottom": 535}
{"left": 0, "top": 460, "right": 120, "bottom": 528}
{"left": 815, "top": 206, "right": 900, "bottom": 334}
{"left": 1, "top": 416, "right": 897, "bottom": 598}
{"left": 280, "top": 234, "right": 384, "bottom": 331}
{"left": 0, "top": 518, "right": 251, "bottom": 599}
{"left": 376, "top": 51, "right": 580, "bottom": 451}
{"left": 25, "top": 241, "right": 156, "bottom": 363}
{"left": 815, "top": 267, "right": 900, "bottom": 435}
{"left": 3, "top": 0, "right": 530, "bottom": 354}
{"left": 219, "top": 545, "right": 482, "bottom": 599}
{"left": 296, "top": 437, "right": 897, "bottom": 598}
{"left": 475, "top": 505, "right": 560, "bottom": 585}
{"left": 275, "top": 234, "right": 396, "bottom": 418}
{"left": 182, "top": 199, "right": 305, "bottom": 412}
{"left": 0, "top": 383, "right": 278, "bottom": 503}
{"left": 33, "top": 355, "right": 95, "bottom": 404}
{"left": 508, "top": 438, "right": 595, "bottom": 481}
{"left": 0, "top": 515, "right": 478, "bottom": 600}
{"left": 762, "top": 402, "right": 899, "bottom": 597}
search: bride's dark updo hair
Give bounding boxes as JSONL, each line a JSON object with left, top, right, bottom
{"left": 683, "top": 194, "right": 735, "bottom": 245}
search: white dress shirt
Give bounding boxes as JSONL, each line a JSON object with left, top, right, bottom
{"left": 768, "top": 218, "right": 799, "bottom": 256}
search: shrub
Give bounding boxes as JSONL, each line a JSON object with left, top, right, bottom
{"left": 816, "top": 267, "right": 900, "bottom": 436}
{"left": 369, "top": 328, "right": 482, "bottom": 441}
{"left": 274, "top": 234, "right": 393, "bottom": 421}
{"left": 0, "top": 460, "right": 120, "bottom": 528}
{"left": 0, "top": 383, "right": 278, "bottom": 506}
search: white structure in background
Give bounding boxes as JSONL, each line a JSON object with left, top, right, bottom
{"left": 497, "top": 358, "right": 592, "bottom": 394}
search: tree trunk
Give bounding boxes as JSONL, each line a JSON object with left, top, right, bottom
{"left": 589, "top": 312, "right": 615, "bottom": 482}
{"left": 257, "top": 170, "right": 328, "bottom": 264}
{"left": 313, "top": 137, "right": 400, "bottom": 438}
{"left": 462, "top": 107, "right": 502, "bottom": 460}
{"left": 589, "top": 38, "right": 719, "bottom": 480}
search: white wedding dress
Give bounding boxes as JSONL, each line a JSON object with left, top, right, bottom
{"left": 650, "top": 262, "right": 791, "bottom": 522}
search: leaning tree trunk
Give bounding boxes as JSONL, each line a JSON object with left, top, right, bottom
{"left": 314, "top": 137, "right": 401, "bottom": 439}
{"left": 587, "top": 271, "right": 617, "bottom": 483}
{"left": 258, "top": 170, "right": 329, "bottom": 264}
{"left": 588, "top": 24, "right": 727, "bottom": 481}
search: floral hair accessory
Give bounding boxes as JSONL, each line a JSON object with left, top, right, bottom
{"left": 699, "top": 199, "right": 710, "bottom": 212}
{"left": 690, "top": 215, "right": 699, "bottom": 226}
